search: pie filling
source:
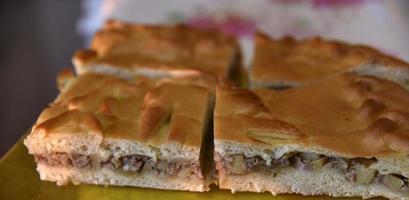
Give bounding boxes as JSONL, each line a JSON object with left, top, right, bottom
{"left": 216, "top": 152, "right": 409, "bottom": 194}
{"left": 34, "top": 153, "right": 202, "bottom": 178}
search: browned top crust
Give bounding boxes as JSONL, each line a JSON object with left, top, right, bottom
{"left": 73, "top": 20, "right": 239, "bottom": 77}
{"left": 251, "top": 32, "right": 409, "bottom": 87}
{"left": 215, "top": 73, "right": 409, "bottom": 157}
{"left": 31, "top": 69, "right": 214, "bottom": 148}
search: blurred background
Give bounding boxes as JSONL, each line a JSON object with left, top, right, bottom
{"left": 1, "top": 0, "right": 409, "bottom": 156}
{"left": 0, "top": 1, "right": 83, "bottom": 156}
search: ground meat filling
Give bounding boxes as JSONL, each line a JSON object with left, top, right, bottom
{"left": 35, "top": 153, "right": 202, "bottom": 178}
{"left": 218, "top": 152, "right": 409, "bottom": 193}
{"left": 35, "top": 153, "right": 91, "bottom": 168}
{"left": 101, "top": 155, "right": 202, "bottom": 178}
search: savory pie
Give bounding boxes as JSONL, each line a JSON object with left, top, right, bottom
{"left": 250, "top": 32, "right": 409, "bottom": 89}
{"left": 24, "top": 69, "right": 215, "bottom": 191}
{"left": 214, "top": 73, "right": 409, "bottom": 199}
{"left": 73, "top": 20, "right": 241, "bottom": 80}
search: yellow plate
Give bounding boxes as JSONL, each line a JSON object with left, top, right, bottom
{"left": 0, "top": 135, "right": 382, "bottom": 200}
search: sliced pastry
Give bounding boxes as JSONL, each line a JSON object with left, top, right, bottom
{"left": 73, "top": 20, "right": 241, "bottom": 80}
{"left": 214, "top": 73, "right": 409, "bottom": 199}
{"left": 24, "top": 69, "right": 215, "bottom": 191}
{"left": 251, "top": 32, "right": 409, "bottom": 89}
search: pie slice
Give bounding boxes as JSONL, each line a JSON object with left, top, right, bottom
{"left": 73, "top": 20, "right": 241, "bottom": 80}
{"left": 214, "top": 73, "right": 409, "bottom": 199}
{"left": 250, "top": 32, "right": 409, "bottom": 89}
{"left": 24, "top": 69, "right": 215, "bottom": 191}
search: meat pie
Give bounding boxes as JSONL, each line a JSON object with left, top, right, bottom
{"left": 73, "top": 20, "right": 241, "bottom": 80}
{"left": 214, "top": 73, "right": 409, "bottom": 200}
{"left": 24, "top": 69, "right": 215, "bottom": 191}
{"left": 250, "top": 32, "right": 409, "bottom": 89}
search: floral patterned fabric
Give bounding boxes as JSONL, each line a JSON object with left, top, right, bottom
{"left": 78, "top": 0, "right": 409, "bottom": 62}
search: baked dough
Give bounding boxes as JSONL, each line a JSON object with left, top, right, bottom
{"left": 73, "top": 20, "right": 241, "bottom": 80}
{"left": 24, "top": 69, "right": 215, "bottom": 191}
{"left": 214, "top": 73, "right": 409, "bottom": 199}
{"left": 251, "top": 32, "right": 409, "bottom": 89}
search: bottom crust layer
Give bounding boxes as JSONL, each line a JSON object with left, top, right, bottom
{"left": 36, "top": 163, "right": 209, "bottom": 192}
{"left": 218, "top": 167, "right": 407, "bottom": 200}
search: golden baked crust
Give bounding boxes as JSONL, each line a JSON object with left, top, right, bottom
{"left": 31, "top": 69, "right": 214, "bottom": 149}
{"left": 73, "top": 20, "right": 239, "bottom": 78}
{"left": 251, "top": 32, "right": 409, "bottom": 87}
{"left": 215, "top": 73, "right": 409, "bottom": 157}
